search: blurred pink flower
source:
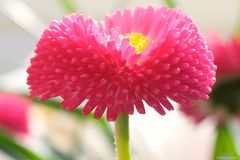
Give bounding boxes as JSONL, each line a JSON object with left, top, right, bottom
{"left": 179, "top": 102, "right": 234, "bottom": 126}
{"left": 179, "top": 102, "right": 211, "bottom": 123}
{"left": 0, "top": 93, "right": 29, "bottom": 134}
{"left": 27, "top": 6, "right": 216, "bottom": 121}
{"left": 208, "top": 33, "right": 240, "bottom": 77}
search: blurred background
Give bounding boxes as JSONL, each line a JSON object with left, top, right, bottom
{"left": 0, "top": 0, "right": 240, "bottom": 160}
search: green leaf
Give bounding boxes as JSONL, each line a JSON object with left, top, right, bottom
{"left": 0, "top": 130, "right": 43, "bottom": 160}
{"left": 213, "top": 123, "right": 240, "bottom": 160}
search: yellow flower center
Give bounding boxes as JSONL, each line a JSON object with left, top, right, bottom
{"left": 127, "top": 33, "right": 150, "bottom": 53}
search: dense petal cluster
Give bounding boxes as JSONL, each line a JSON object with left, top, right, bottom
{"left": 0, "top": 93, "right": 29, "bottom": 134}
{"left": 208, "top": 33, "right": 240, "bottom": 77}
{"left": 27, "top": 6, "right": 216, "bottom": 121}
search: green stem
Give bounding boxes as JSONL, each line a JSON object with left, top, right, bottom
{"left": 213, "top": 123, "right": 239, "bottom": 160}
{"left": 162, "top": 0, "right": 177, "bottom": 8}
{"left": 114, "top": 114, "right": 130, "bottom": 160}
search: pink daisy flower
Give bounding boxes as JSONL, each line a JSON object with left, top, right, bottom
{"left": 27, "top": 6, "right": 216, "bottom": 121}
{"left": 208, "top": 33, "right": 240, "bottom": 77}
{"left": 0, "top": 93, "right": 29, "bottom": 134}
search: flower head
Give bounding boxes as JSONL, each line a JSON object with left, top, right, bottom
{"left": 208, "top": 33, "right": 240, "bottom": 77}
{"left": 27, "top": 6, "right": 216, "bottom": 121}
{"left": 0, "top": 93, "right": 29, "bottom": 134}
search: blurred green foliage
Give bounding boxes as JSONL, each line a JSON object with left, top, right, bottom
{"left": 162, "top": 0, "right": 177, "bottom": 8}
{"left": 210, "top": 78, "right": 240, "bottom": 114}
{"left": 213, "top": 123, "right": 240, "bottom": 160}
{"left": 58, "top": 0, "right": 78, "bottom": 13}
{"left": 0, "top": 130, "right": 43, "bottom": 160}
